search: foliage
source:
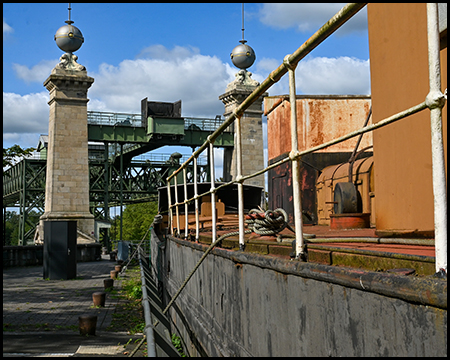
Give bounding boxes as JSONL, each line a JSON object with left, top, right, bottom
{"left": 3, "top": 210, "right": 41, "bottom": 246}
{"left": 122, "top": 268, "right": 143, "bottom": 300}
{"left": 171, "top": 333, "right": 187, "bottom": 357}
{"left": 3, "top": 144, "right": 35, "bottom": 169}
{"left": 106, "top": 267, "right": 145, "bottom": 335}
{"left": 110, "top": 202, "right": 158, "bottom": 242}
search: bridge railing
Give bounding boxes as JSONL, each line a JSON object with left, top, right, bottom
{"left": 165, "top": 3, "right": 447, "bottom": 274}
{"left": 87, "top": 111, "right": 232, "bottom": 133}
{"left": 87, "top": 111, "right": 143, "bottom": 127}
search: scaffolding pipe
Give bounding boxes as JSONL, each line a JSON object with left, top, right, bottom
{"left": 426, "top": 3, "right": 447, "bottom": 275}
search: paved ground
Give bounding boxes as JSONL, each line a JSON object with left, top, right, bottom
{"left": 3, "top": 255, "right": 146, "bottom": 357}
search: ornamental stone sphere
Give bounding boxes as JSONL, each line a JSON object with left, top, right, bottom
{"left": 54, "top": 24, "right": 84, "bottom": 53}
{"left": 230, "top": 43, "right": 256, "bottom": 70}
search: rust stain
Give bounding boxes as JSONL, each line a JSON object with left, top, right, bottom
{"left": 267, "top": 96, "right": 372, "bottom": 159}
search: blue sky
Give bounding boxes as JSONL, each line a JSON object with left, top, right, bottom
{"left": 3, "top": 3, "right": 370, "bottom": 162}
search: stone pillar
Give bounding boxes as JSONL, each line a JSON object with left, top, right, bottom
{"left": 39, "top": 60, "right": 95, "bottom": 243}
{"left": 219, "top": 70, "right": 267, "bottom": 189}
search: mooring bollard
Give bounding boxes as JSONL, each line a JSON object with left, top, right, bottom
{"left": 79, "top": 315, "right": 97, "bottom": 336}
{"left": 110, "top": 251, "right": 117, "bottom": 261}
{"left": 110, "top": 270, "right": 119, "bottom": 280}
{"left": 117, "top": 259, "right": 124, "bottom": 265}
{"left": 92, "top": 291, "right": 106, "bottom": 307}
{"left": 115, "top": 265, "right": 122, "bottom": 272}
{"left": 104, "top": 278, "right": 114, "bottom": 290}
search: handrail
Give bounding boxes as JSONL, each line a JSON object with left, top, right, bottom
{"left": 165, "top": 3, "right": 446, "bottom": 273}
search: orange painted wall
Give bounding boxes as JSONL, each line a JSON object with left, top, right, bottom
{"left": 367, "top": 3, "right": 447, "bottom": 235}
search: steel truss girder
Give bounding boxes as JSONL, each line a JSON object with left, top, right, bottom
{"left": 3, "top": 155, "right": 209, "bottom": 244}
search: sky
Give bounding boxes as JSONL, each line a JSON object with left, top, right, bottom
{"left": 3, "top": 3, "right": 370, "bottom": 175}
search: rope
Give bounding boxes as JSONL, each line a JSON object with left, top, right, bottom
{"left": 245, "top": 208, "right": 295, "bottom": 236}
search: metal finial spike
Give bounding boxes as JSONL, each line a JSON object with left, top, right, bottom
{"left": 241, "top": 3, "right": 245, "bottom": 43}
{"left": 66, "top": 3, "right": 74, "bottom": 25}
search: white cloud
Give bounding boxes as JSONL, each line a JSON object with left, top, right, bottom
{"left": 255, "top": 55, "right": 370, "bottom": 96}
{"left": 136, "top": 44, "right": 201, "bottom": 60}
{"left": 3, "top": 92, "right": 49, "bottom": 134}
{"left": 257, "top": 3, "right": 367, "bottom": 35}
{"left": 3, "top": 19, "right": 13, "bottom": 35}
{"left": 88, "top": 46, "right": 236, "bottom": 116}
{"left": 296, "top": 56, "right": 370, "bottom": 95}
{"left": 3, "top": 46, "right": 370, "bottom": 154}
{"left": 12, "top": 59, "right": 58, "bottom": 83}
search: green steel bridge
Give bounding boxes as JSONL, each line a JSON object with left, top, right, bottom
{"left": 3, "top": 111, "right": 234, "bottom": 245}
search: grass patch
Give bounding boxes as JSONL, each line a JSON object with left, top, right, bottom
{"left": 106, "top": 265, "right": 145, "bottom": 335}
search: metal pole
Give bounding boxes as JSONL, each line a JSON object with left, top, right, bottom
{"left": 120, "top": 144, "right": 123, "bottom": 242}
{"left": 19, "top": 161, "right": 26, "bottom": 245}
{"left": 174, "top": 174, "right": 180, "bottom": 237}
{"left": 194, "top": 156, "right": 200, "bottom": 242}
{"left": 137, "top": 249, "right": 157, "bottom": 357}
{"left": 167, "top": 178, "right": 173, "bottom": 236}
{"left": 235, "top": 114, "right": 245, "bottom": 250}
{"left": 426, "top": 3, "right": 447, "bottom": 275}
{"left": 183, "top": 168, "right": 188, "bottom": 240}
{"left": 285, "top": 57, "right": 305, "bottom": 260}
{"left": 209, "top": 142, "right": 217, "bottom": 243}
{"left": 104, "top": 142, "right": 110, "bottom": 252}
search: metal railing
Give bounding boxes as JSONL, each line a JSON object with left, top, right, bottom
{"left": 87, "top": 111, "right": 143, "bottom": 127}
{"left": 87, "top": 111, "right": 232, "bottom": 133}
{"left": 165, "top": 3, "right": 447, "bottom": 274}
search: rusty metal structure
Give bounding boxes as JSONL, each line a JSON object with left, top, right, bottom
{"left": 265, "top": 95, "right": 372, "bottom": 226}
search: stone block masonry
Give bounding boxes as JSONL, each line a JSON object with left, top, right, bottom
{"left": 39, "top": 69, "right": 96, "bottom": 244}
{"left": 219, "top": 71, "right": 267, "bottom": 189}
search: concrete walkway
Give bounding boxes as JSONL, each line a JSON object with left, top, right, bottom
{"left": 3, "top": 255, "right": 146, "bottom": 357}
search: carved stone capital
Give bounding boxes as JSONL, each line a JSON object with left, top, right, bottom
{"left": 52, "top": 53, "right": 86, "bottom": 74}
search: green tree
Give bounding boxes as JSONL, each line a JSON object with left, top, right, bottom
{"left": 3, "top": 211, "right": 20, "bottom": 246}
{"left": 3, "top": 210, "right": 42, "bottom": 246}
{"left": 3, "top": 144, "right": 35, "bottom": 169}
{"left": 110, "top": 202, "right": 158, "bottom": 243}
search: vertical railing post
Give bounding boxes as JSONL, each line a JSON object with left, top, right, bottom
{"left": 119, "top": 144, "right": 123, "bottom": 242}
{"left": 426, "top": 3, "right": 447, "bottom": 275}
{"left": 167, "top": 177, "right": 173, "bottom": 236}
{"left": 183, "top": 167, "right": 189, "bottom": 240}
{"left": 19, "top": 161, "right": 26, "bottom": 245}
{"left": 285, "top": 55, "right": 306, "bottom": 260}
{"left": 194, "top": 156, "right": 200, "bottom": 242}
{"left": 235, "top": 113, "right": 245, "bottom": 250}
{"left": 209, "top": 141, "right": 217, "bottom": 243}
{"left": 174, "top": 174, "right": 180, "bottom": 237}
